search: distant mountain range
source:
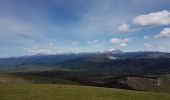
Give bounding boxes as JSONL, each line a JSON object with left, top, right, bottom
{"left": 0, "top": 50, "right": 170, "bottom": 73}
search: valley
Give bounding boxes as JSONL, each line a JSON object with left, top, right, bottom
{"left": 0, "top": 51, "right": 170, "bottom": 100}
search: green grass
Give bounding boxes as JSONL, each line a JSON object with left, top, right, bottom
{"left": 0, "top": 84, "right": 170, "bottom": 100}
{"left": 0, "top": 73, "right": 80, "bottom": 85}
{"left": 0, "top": 73, "right": 170, "bottom": 100}
{"left": 0, "top": 73, "right": 29, "bottom": 84}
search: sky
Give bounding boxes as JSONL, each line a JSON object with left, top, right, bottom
{"left": 0, "top": 0, "right": 170, "bottom": 57}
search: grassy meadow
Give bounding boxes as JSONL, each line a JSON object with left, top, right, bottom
{"left": 0, "top": 73, "right": 170, "bottom": 100}
{"left": 0, "top": 84, "right": 170, "bottom": 100}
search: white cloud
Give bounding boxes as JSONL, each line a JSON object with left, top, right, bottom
{"left": 87, "top": 40, "right": 99, "bottom": 44}
{"left": 118, "top": 23, "right": 131, "bottom": 33}
{"left": 119, "top": 43, "right": 127, "bottom": 47}
{"left": 144, "top": 36, "right": 149, "bottom": 40}
{"left": 110, "top": 38, "right": 131, "bottom": 49}
{"left": 108, "top": 47, "right": 116, "bottom": 52}
{"left": 110, "top": 38, "right": 122, "bottom": 43}
{"left": 23, "top": 48, "right": 52, "bottom": 55}
{"left": 110, "top": 37, "right": 132, "bottom": 44}
{"left": 71, "top": 41, "right": 80, "bottom": 45}
{"left": 155, "top": 28, "right": 170, "bottom": 38}
{"left": 144, "top": 43, "right": 152, "bottom": 48}
{"left": 133, "top": 10, "right": 170, "bottom": 26}
{"left": 56, "top": 50, "right": 63, "bottom": 53}
{"left": 49, "top": 43, "right": 54, "bottom": 46}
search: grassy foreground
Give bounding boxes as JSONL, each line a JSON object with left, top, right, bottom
{"left": 0, "top": 84, "right": 170, "bottom": 100}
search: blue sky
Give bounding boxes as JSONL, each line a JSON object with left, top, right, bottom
{"left": 0, "top": 0, "right": 170, "bottom": 57}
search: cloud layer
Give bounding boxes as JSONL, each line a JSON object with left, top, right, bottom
{"left": 133, "top": 10, "right": 170, "bottom": 26}
{"left": 23, "top": 48, "right": 52, "bottom": 55}
{"left": 118, "top": 23, "right": 131, "bottom": 33}
{"left": 155, "top": 28, "right": 170, "bottom": 38}
{"left": 1, "top": 1, "right": 170, "bottom": 56}
{"left": 110, "top": 38, "right": 132, "bottom": 44}
{"left": 144, "top": 43, "right": 152, "bottom": 48}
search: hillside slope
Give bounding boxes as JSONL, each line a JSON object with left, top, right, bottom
{"left": 0, "top": 84, "right": 170, "bottom": 100}
{"left": 121, "top": 74, "right": 170, "bottom": 93}
{"left": 2, "top": 72, "right": 170, "bottom": 93}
